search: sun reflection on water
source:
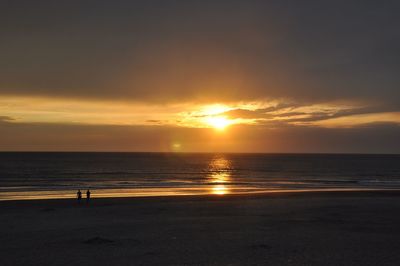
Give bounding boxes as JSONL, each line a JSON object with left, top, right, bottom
{"left": 212, "top": 185, "right": 228, "bottom": 195}
{"left": 207, "top": 156, "right": 232, "bottom": 195}
{"left": 209, "top": 172, "right": 230, "bottom": 183}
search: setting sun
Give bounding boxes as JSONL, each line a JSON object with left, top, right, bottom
{"left": 206, "top": 116, "right": 232, "bottom": 130}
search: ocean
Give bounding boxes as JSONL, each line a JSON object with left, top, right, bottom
{"left": 1, "top": 152, "right": 400, "bottom": 200}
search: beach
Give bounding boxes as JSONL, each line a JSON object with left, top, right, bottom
{"left": 1, "top": 191, "right": 400, "bottom": 265}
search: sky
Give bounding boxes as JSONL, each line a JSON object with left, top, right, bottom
{"left": 1, "top": 0, "right": 400, "bottom": 153}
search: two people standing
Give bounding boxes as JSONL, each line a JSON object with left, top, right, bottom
{"left": 77, "top": 189, "right": 91, "bottom": 204}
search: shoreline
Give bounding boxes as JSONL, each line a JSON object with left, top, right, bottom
{"left": 2, "top": 188, "right": 400, "bottom": 204}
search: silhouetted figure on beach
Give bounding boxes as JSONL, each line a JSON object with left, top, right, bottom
{"left": 86, "top": 190, "right": 91, "bottom": 204}
{"left": 77, "top": 190, "right": 82, "bottom": 203}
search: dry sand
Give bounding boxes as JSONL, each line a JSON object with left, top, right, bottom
{"left": 1, "top": 191, "right": 400, "bottom": 265}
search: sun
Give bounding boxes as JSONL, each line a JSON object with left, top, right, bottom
{"left": 206, "top": 116, "right": 232, "bottom": 130}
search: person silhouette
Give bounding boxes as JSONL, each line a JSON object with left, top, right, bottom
{"left": 77, "top": 190, "right": 82, "bottom": 203}
{"left": 86, "top": 189, "right": 91, "bottom": 204}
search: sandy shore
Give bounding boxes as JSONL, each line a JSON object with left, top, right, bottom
{"left": 1, "top": 191, "right": 400, "bottom": 265}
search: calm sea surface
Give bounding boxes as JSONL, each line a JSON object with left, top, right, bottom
{"left": 1, "top": 152, "right": 400, "bottom": 200}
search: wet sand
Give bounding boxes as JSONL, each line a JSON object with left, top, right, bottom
{"left": 1, "top": 191, "right": 400, "bottom": 265}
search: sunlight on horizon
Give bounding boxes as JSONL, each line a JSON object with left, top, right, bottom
{"left": 199, "top": 104, "right": 237, "bottom": 130}
{"left": 2, "top": 95, "right": 400, "bottom": 131}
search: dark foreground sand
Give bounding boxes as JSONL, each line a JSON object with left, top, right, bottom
{"left": 1, "top": 191, "right": 400, "bottom": 266}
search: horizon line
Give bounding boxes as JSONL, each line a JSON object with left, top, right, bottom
{"left": 0, "top": 151, "right": 399, "bottom": 155}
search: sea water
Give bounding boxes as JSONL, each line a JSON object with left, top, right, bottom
{"left": 0, "top": 152, "right": 399, "bottom": 200}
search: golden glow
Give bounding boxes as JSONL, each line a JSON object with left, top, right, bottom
{"left": 0, "top": 96, "right": 254, "bottom": 128}
{"left": 208, "top": 156, "right": 231, "bottom": 195}
{"left": 188, "top": 104, "right": 241, "bottom": 129}
{"left": 1, "top": 95, "right": 399, "bottom": 129}
{"left": 205, "top": 116, "right": 233, "bottom": 130}
{"left": 171, "top": 142, "right": 182, "bottom": 151}
{"left": 179, "top": 103, "right": 252, "bottom": 129}
{"left": 202, "top": 104, "right": 232, "bottom": 115}
{"left": 314, "top": 112, "right": 400, "bottom": 128}
{"left": 212, "top": 185, "right": 228, "bottom": 195}
{"left": 1, "top": 187, "right": 392, "bottom": 201}
{"left": 209, "top": 156, "right": 231, "bottom": 169}
{"left": 209, "top": 172, "right": 230, "bottom": 183}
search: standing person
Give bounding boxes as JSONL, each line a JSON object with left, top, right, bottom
{"left": 77, "top": 190, "right": 82, "bottom": 203}
{"left": 86, "top": 189, "right": 91, "bottom": 204}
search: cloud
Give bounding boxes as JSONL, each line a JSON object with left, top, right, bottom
{"left": 0, "top": 1, "right": 399, "bottom": 105}
{"left": 0, "top": 116, "right": 14, "bottom": 123}
{"left": 220, "top": 103, "right": 400, "bottom": 126}
{"left": 1, "top": 95, "right": 399, "bottom": 129}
